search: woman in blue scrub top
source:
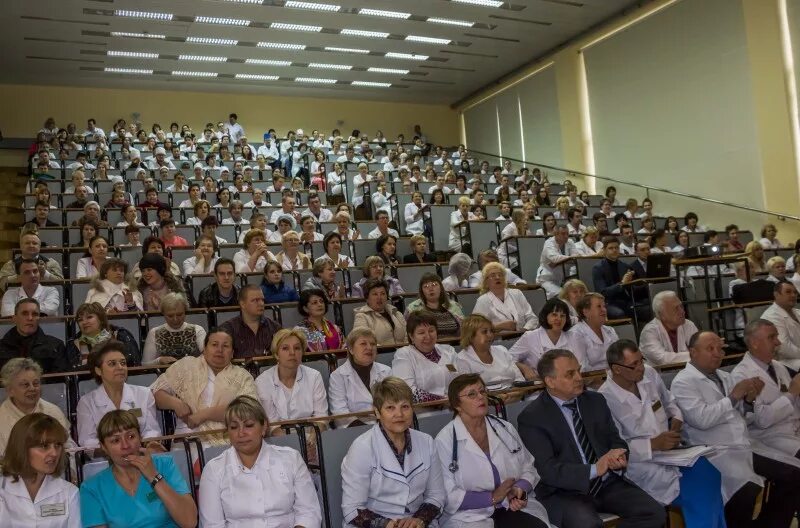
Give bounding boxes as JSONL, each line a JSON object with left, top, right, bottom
{"left": 79, "top": 409, "right": 197, "bottom": 528}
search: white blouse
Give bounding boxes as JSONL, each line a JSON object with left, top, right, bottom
{"left": 0, "top": 475, "right": 80, "bottom": 528}
{"left": 76, "top": 383, "right": 161, "bottom": 447}
{"left": 255, "top": 365, "right": 328, "bottom": 430}
{"left": 455, "top": 345, "right": 524, "bottom": 390}
{"left": 508, "top": 327, "right": 585, "bottom": 371}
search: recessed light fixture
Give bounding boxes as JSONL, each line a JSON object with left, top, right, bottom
{"left": 245, "top": 59, "right": 292, "bottom": 66}
{"left": 257, "top": 42, "right": 306, "bottom": 49}
{"left": 225, "top": 0, "right": 262, "bottom": 3}
{"left": 107, "top": 50, "right": 159, "bottom": 58}
{"left": 427, "top": 17, "right": 474, "bottom": 27}
{"left": 295, "top": 77, "right": 337, "bottom": 84}
{"left": 114, "top": 9, "right": 173, "bottom": 20}
{"left": 385, "top": 52, "right": 429, "bottom": 61}
{"left": 187, "top": 37, "right": 239, "bottom": 45}
{"left": 195, "top": 16, "right": 251, "bottom": 26}
{"left": 270, "top": 22, "right": 322, "bottom": 32}
{"left": 105, "top": 67, "right": 154, "bottom": 74}
{"left": 352, "top": 81, "right": 391, "bottom": 87}
{"left": 111, "top": 32, "right": 166, "bottom": 39}
{"left": 358, "top": 8, "right": 411, "bottom": 19}
{"left": 178, "top": 55, "right": 228, "bottom": 62}
{"left": 309, "top": 63, "right": 353, "bottom": 70}
{"left": 284, "top": 1, "right": 341, "bottom": 12}
{"left": 451, "top": 0, "right": 503, "bottom": 6}
{"left": 325, "top": 46, "right": 370, "bottom": 54}
{"left": 340, "top": 29, "right": 390, "bottom": 38}
{"left": 405, "top": 35, "right": 451, "bottom": 44}
{"left": 236, "top": 74, "right": 280, "bottom": 80}
{"left": 368, "top": 67, "right": 409, "bottom": 74}
{"left": 171, "top": 71, "right": 219, "bottom": 77}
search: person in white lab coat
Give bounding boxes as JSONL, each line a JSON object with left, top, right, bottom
{"left": 449, "top": 197, "right": 477, "bottom": 252}
{"left": 255, "top": 329, "right": 329, "bottom": 435}
{"left": 760, "top": 281, "right": 800, "bottom": 370}
{"left": 497, "top": 209, "right": 533, "bottom": 270}
{"left": 599, "top": 339, "right": 727, "bottom": 528}
{"left": 536, "top": 225, "right": 577, "bottom": 298}
{"left": 198, "top": 395, "right": 322, "bottom": 528}
{"left": 509, "top": 298, "right": 585, "bottom": 377}
{"left": 467, "top": 250, "right": 527, "bottom": 288}
{"left": 404, "top": 191, "right": 431, "bottom": 236}
{"left": 328, "top": 328, "right": 391, "bottom": 427}
{"left": 473, "top": 262, "right": 538, "bottom": 333}
{"left": 731, "top": 320, "right": 800, "bottom": 458}
{"left": 76, "top": 340, "right": 161, "bottom": 450}
{"left": 392, "top": 312, "right": 459, "bottom": 403}
{"left": 434, "top": 374, "right": 550, "bottom": 528}
{"left": 455, "top": 314, "right": 525, "bottom": 390}
{"left": 672, "top": 331, "right": 800, "bottom": 527}
{"left": 570, "top": 293, "right": 619, "bottom": 372}
{"left": 639, "top": 291, "right": 698, "bottom": 366}
{"left": 0, "top": 413, "right": 80, "bottom": 527}
{"left": 340, "top": 377, "right": 446, "bottom": 526}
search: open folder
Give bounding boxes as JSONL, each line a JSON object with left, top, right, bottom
{"left": 651, "top": 445, "right": 715, "bottom": 467}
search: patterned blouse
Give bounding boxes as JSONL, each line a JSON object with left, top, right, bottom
{"left": 295, "top": 318, "right": 345, "bottom": 352}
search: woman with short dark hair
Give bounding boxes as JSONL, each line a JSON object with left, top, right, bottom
{"left": 295, "top": 288, "right": 345, "bottom": 352}
{"left": 405, "top": 273, "right": 464, "bottom": 339}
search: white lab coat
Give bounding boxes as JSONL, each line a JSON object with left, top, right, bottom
{"left": 404, "top": 202, "right": 429, "bottom": 236}
{"left": 434, "top": 416, "right": 550, "bottom": 528}
{"left": 455, "top": 345, "right": 524, "bottom": 390}
{"left": 508, "top": 327, "right": 586, "bottom": 371}
{"left": 198, "top": 441, "right": 322, "bottom": 528}
{"left": 473, "top": 289, "right": 538, "bottom": 332}
{"left": 76, "top": 383, "right": 161, "bottom": 448}
{"left": 670, "top": 363, "right": 764, "bottom": 501}
{"left": 328, "top": 360, "right": 391, "bottom": 427}
{"left": 351, "top": 173, "right": 372, "bottom": 207}
{"left": 341, "top": 425, "right": 446, "bottom": 526}
{"left": 448, "top": 210, "right": 476, "bottom": 251}
{"left": 570, "top": 321, "right": 618, "bottom": 371}
{"left": 573, "top": 240, "right": 603, "bottom": 256}
{"left": 255, "top": 365, "right": 329, "bottom": 427}
{"left": 730, "top": 353, "right": 800, "bottom": 457}
{"left": 536, "top": 237, "right": 577, "bottom": 298}
{"left": 467, "top": 269, "right": 526, "bottom": 288}
{"left": 497, "top": 223, "right": 531, "bottom": 269}
{"left": 639, "top": 318, "right": 697, "bottom": 366}
{"left": 598, "top": 366, "right": 683, "bottom": 505}
{"left": 232, "top": 248, "right": 273, "bottom": 273}
{"left": 392, "top": 344, "right": 459, "bottom": 399}
{"left": 0, "top": 475, "right": 80, "bottom": 528}
{"left": 761, "top": 303, "right": 800, "bottom": 370}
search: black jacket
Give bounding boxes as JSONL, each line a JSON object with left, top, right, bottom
{"left": 0, "top": 326, "right": 70, "bottom": 373}
{"left": 65, "top": 325, "right": 141, "bottom": 367}
{"left": 592, "top": 258, "right": 648, "bottom": 309}
{"left": 195, "top": 283, "right": 240, "bottom": 308}
{"left": 402, "top": 253, "right": 437, "bottom": 264}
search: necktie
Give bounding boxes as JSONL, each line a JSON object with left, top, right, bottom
{"left": 767, "top": 363, "right": 778, "bottom": 385}
{"left": 563, "top": 401, "right": 603, "bottom": 495}
{"left": 707, "top": 372, "right": 725, "bottom": 394}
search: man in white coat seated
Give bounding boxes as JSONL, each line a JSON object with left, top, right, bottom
{"left": 599, "top": 339, "right": 727, "bottom": 528}
{"left": 639, "top": 291, "right": 698, "bottom": 366}
{"left": 671, "top": 330, "right": 800, "bottom": 528}
{"left": 761, "top": 281, "right": 800, "bottom": 371}
{"left": 731, "top": 320, "right": 800, "bottom": 459}
{"left": 536, "top": 225, "right": 577, "bottom": 299}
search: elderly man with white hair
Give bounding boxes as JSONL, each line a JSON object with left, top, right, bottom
{"left": 442, "top": 252, "right": 473, "bottom": 291}
{"left": 147, "top": 146, "right": 175, "bottom": 170}
{"left": 639, "top": 291, "right": 698, "bottom": 365}
{"left": 536, "top": 224, "right": 577, "bottom": 298}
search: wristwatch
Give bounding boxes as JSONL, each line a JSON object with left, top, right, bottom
{"left": 149, "top": 473, "right": 165, "bottom": 488}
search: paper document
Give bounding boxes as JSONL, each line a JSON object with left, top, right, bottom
{"left": 651, "top": 445, "right": 715, "bottom": 467}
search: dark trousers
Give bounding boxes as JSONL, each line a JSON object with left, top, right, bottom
{"left": 725, "top": 453, "right": 800, "bottom": 528}
{"left": 490, "top": 508, "right": 548, "bottom": 528}
{"left": 541, "top": 475, "right": 666, "bottom": 528}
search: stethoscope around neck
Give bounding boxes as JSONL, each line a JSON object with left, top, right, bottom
{"left": 449, "top": 415, "right": 521, "bottom": 473}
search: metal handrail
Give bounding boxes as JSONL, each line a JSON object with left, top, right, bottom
{"left": 468, "top": 149, "right": 800, "bottom": 223}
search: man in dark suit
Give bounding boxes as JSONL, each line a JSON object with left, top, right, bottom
{"left": 631, "top": 240, "right": 650, "bottom": 280}
{"left": 592, "top": 236, "right": 648, "bottom": 319}
{"left": 518, "top": 349, "right": 665, "bottom": 528}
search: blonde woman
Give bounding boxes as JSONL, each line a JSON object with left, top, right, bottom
{"left": 473, "top": 262, "right": 538, "bottom": 332}
{"left": 574, "top": 226, "right": 603, "bottom": 256}
{"left": 745, "top": 240, "right": 767, "bottom": 275}
{"left": 552, "top": 196, "right": 570, "bottom": 220}
{"left": 273, "top": 230, "right": 312, "bottom": 271}
{"left": 455, "top": 314, "right": 524, "bottom": 390}
{"left": 558, "top": 278, "right": 589, "bottom": 325}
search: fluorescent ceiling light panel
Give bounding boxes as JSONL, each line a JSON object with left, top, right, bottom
{"left": 111, "top": 32, "right": 166, "bottom": 39}
{"left": 451, "top": 0, "right": 503, "bottom": 6}
{"left": 427, "top": 17, "right": 474, "bottom": 27}
{"left": 295, "top": 77, "right": 337, "bottom": 83}
{"left": 178, "top": 55, "right": 228, "bottom": 62}
{"left": 385, "top": 52, "right": 428, "bottom": 60}
{"left": 325, "top": 46, "right": 369, "bottom": 54}
{"left": 284, "top": 1, "right": 341, "bottom": 12}
{"left": 107, "top": 50, "right": 159, "bottom": 58}
{"left": 368, "top": 67, "right": 409, "bottom": 74}
{"left": 236, "top": 74, "right": 280, "bottom": 80}
{"left": 105, "top": 67, "right": 153, "bottom": 74}
{"left": 257, "top": 41, "right": 306, "bottom": 49}
{"left": 358, "top": 8, "right": 411, "bottom": 19}
{"left": 245, "top": 59, "right": 292, "bottom": 66}
{"left": 195, "top": 16, "right": 250, "bottom": 26}
{"left": 270, "top": 22, "right": 322, "bottom": 32}
{"left": 114, "top": 10, "right": 173, "bottom": 20}
{"left": 171, "top": 70, "right": 219, "bottom": 77}
{"left": 352, "top": 81, "right": 391, "bottom": 87}
{"left": 187, "top": 37, "right": 239, "bottom": 45}
{"left": 405, "top": 35, "right": 451, "bottom": 44}
{"left": 225, "top": 0, "right": 262, "bottom": 3}
{"left": 309, "top": 63, "right": 352, "bottom": 70}
{"left": 341, "top": 29, "right": 390, "bottom": 38}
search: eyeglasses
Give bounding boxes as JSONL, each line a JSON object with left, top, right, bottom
{"left": 459, "top": 388, "right": 488, "bottom": 400}
{"left": 422, "top": 282, "right": 440, "bottom": 289}
{"left": 612, "top": 358, "right": 644, "bottom": 370}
